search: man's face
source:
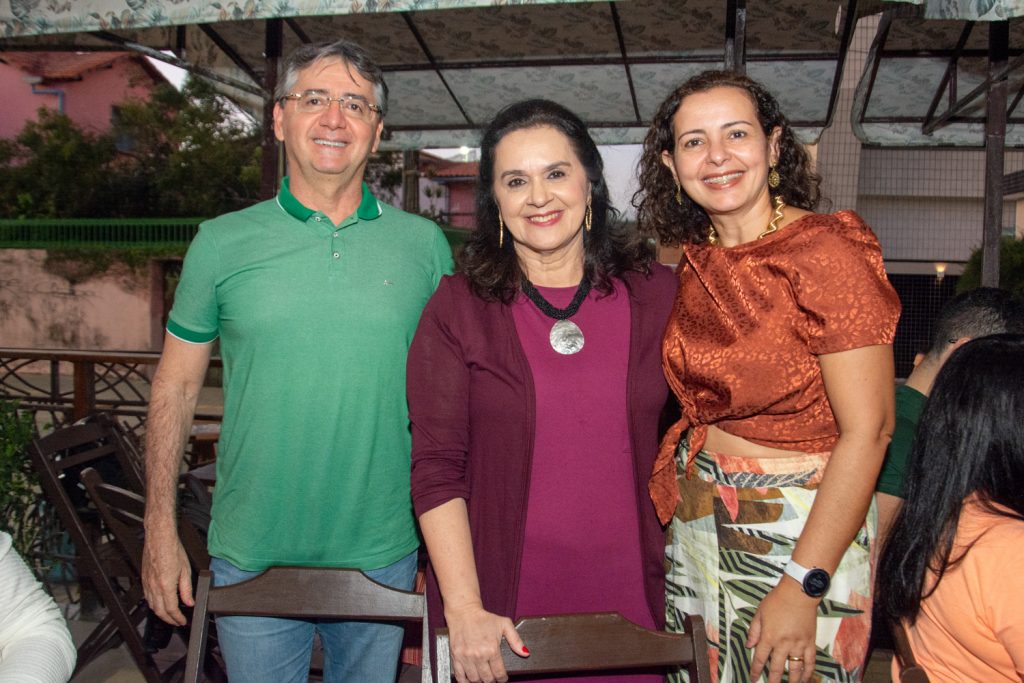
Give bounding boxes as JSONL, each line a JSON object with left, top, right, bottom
{"left": 273, "top": 57, "right": 384, "bottom": 183}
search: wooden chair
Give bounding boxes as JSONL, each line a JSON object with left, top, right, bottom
{"left": 891, "top": 619, "right": 931, "bottom": 683}
{"left": 184, "top": 566, "right": 432, "bottom": 683}
{"left": 80, "top": 467, "right": 211, "bottom": 578}
{"left": 436, "top": 612, "right": 712, "bottom": 682}
{"left": 79, "top": 467, "right": 223, "bottom": 682}
{"left": 29, "top": 416, "right": 159, "bottom": 681}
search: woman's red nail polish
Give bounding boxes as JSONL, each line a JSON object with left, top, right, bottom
{"left": 522, "top": 646, "right": 530, "bottom": 655}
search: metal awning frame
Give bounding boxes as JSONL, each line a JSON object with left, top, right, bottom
{"left": 857, "top": 6, "right": 1024, "bottom": 128}
{"left": 856, "top": 4, "right": 1013, "bottom": 286}
{"left": 3, "top": 1, "right": 861, "bottom": 133}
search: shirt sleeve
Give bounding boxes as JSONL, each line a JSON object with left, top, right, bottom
{"left": 0, "top": 533, "right": 76, "bottom": 683}
{"left": 408, "top": 276, "right": 471, "bottom": 517}
{"left": 875, "top": 394, "right": 916, "bottom": 497}
{"left": 793, "top": 213, "right": 901, "bottom": 356}
{"left": 167, "top": 224, "right": 220, "bottom": 344}
{"left": 429, "top": 224, "right": 456, "bottom": 287}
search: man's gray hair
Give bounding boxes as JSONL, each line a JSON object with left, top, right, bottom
{"left": 275, "top": 39, "right": 388, "bottom": 117}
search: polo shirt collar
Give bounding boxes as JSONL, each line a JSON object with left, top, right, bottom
{"left": 276, "top": 177, "right": 383, "bottom": 223}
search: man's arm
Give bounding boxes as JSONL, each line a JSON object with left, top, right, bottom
{"left": 875, "top": 389, "right": 920, "bottom": 547}
{"left": 142, "top": 334, "right": 212, "bottom": 626}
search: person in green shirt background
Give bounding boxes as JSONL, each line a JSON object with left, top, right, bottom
{"left": 875, "top": 287, "right": 1024, "bottom": 542}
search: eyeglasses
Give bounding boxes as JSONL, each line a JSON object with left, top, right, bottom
{"left": 279, "top": 90, "right": 382, "bottom": 122}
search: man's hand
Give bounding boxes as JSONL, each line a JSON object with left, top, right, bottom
{"left": 142, "top": 529, "right": 194, "bottom": 626}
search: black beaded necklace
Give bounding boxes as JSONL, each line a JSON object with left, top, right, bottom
{"left": 520, "top": 275, "right": 591, "bottom": 354}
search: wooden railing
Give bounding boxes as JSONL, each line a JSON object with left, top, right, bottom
{"left": 0, "top": 348, "right": 222, "bottom": 437}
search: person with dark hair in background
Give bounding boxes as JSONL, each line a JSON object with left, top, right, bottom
{"left": 409, "top": 99, "right": 677, "bottom": 683}
{"left": 141, "top": 39, "right": 452, "bottom": 682}
{"left": 877, "top": 334, "right": 1024, "bottom": 683}
{"left": 875, "top": 288, "right": 1024, "bottom": 542}
{"left": 635, "top": 71, "right": 900, "bottom": 683}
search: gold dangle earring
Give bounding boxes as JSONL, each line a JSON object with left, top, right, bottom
{"left": 768, "top": 165, "right": 781, "bottom": 189}
{"left": 498, "top": 213, "right": 505, "bottom": 249}
{"left": 675, "top": 182, "right": 683, "bottom": 205}
{"left": 585, "top": 196, "right": 592, "bottom": 232}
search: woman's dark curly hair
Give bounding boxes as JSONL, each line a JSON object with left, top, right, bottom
{"left": 632, "top": 70, "right": 822, "bottom": 246}
{"left": 462, "top": 99, "right": 654, "bottom": 303}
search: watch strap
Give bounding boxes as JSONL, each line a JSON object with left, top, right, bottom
{"left": 784, "top": 559, "right": 809, "bottom": 585}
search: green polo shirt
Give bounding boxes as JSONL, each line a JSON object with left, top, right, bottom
{"left": 875, "top": 384, "right": 927, "bottom": 499}
{"left": 168, "top": 179, "right": 453, "bottom": 571}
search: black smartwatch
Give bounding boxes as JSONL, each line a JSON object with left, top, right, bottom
{"left": 783, "top": 559, "right": 831, "bottom": 598}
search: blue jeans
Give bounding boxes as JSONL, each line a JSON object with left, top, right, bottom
{"left": 210, "top": 550, "right": 417, "bottom": 683}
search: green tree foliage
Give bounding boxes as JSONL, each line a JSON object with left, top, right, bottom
{"left": 0, "top": 110, "right": 119, "bottom": 218}
{"left": 0, "top": 77, "right": 261, "bottom": 219}
{"left": 957, "top": 237, "right": 1024, "bottom": 297}
{"left": 112, "top": 78, "right": 261, "bottom": 217}
{"left": 0, "top": 401, "right": 39, "bottom": 556}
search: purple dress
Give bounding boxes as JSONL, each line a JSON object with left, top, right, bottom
{"left": 511, "top": 279, "right": 662, "bottom": 683}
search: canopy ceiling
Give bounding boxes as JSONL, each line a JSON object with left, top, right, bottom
{"left": 1, "top": 0, "right": 861, "bottom": 149}
{"left": 854, "top": 1, "right": 1024, "bottom": 145}
{"left": 886, "top": 0, "right": 1024, "bottom": 20}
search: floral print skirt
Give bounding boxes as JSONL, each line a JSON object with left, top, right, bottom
{"left": 665, "top": 444, "right": 874, "bottom": 683}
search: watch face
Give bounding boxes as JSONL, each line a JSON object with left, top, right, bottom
{"left": 804, "top": 568, "right": 831, "bottom": 598}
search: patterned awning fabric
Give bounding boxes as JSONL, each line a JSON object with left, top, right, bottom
{"left": 884, "top": 0, "right": 1024, "bottom": 21}
{"left": 857, "top": 1, "right": 1024, "bottom": 146}
{"left": 0, "top": 0, "right": 857, "bottom": 149}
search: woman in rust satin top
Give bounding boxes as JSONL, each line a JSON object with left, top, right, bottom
{"left": 634, "top": 71, "right": 900, "bottom": 683}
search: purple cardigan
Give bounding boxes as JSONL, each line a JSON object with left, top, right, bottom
{"left": 408, "top": 265, "right": 677, "bottom": 641}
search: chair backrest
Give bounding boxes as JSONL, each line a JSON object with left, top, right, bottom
{"left": 29, "top": 415, "right": 148, "bottom": 585}
{"left": 80, "top": 467, "right": 211, "bottom": 573}
{"left": 184, "top": 567, "right": 431, "bottom": 683}
{"left": 32, "top": 413, "right": 145, "bottom": 498}
{"left": 29, "top": 418, "right": 162, "bottom": 682}
{"left": 891, "top": 619, "right": 931, "bottom": 683}
{"left": 436, "top": 612, "right": 711, "bottom": 682}
{"left": 80, "top": 467, "right": 147, "bottom": 572}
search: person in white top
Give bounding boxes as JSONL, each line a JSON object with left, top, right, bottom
{"left": 0, "top": 531, "right": 75, "bottom": 683}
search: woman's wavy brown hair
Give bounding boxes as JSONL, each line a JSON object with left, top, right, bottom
{"left": 462, "top": 99, "right": 654, "bottom": 303}
{"left": 632, "top": 70, "right": 822, "bottom": 246}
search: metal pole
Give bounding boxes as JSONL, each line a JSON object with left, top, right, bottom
{"left": 402, "top": 150, "right": 420, "bottom": 214}
{"left": 982, "top": 20, "right": 1008, "bottom": 287}
{"left": 724, "top": 0, "right": 747, "bottom": 74}
{"left": 260, "top": 19, "right": 283, "bottom": 200}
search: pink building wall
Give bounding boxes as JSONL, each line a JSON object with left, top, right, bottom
{"left": 447, "top": 182, "right": 476, "bottom": 229}
{"left": 0, "top": 55, "right": 161, "bottom": 139}
{"left": 0, "top": 249, "right": 159, "bottom": 351}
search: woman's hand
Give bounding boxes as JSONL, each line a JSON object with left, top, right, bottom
{"left": 746, "top": 579, "right": 818, "bottom": 683}
{"left": 445, "top": 603, "right": 529, "bottom": 683}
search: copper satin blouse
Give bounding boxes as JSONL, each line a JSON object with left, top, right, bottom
{"left": 650, "top": 211, "right": 901, "bottom": 523}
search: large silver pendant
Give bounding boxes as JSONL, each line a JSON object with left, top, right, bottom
{"left": 549, "top": 320, "right": 584, "bottom": 355}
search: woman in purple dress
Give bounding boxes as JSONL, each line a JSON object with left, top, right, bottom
{"left": 408, "top": 99, "right": 677, "bottom": 683}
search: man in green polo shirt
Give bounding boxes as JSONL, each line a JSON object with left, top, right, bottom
{"left": 875, "top": 287, "right": 1024, "bottom": 542}
{"left": 141, "top": 39, "right": 453, "bottom": 683}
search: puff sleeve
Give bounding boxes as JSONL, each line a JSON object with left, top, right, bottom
{"left": 791, "top": 211, "right": 900, "bottom": 355}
